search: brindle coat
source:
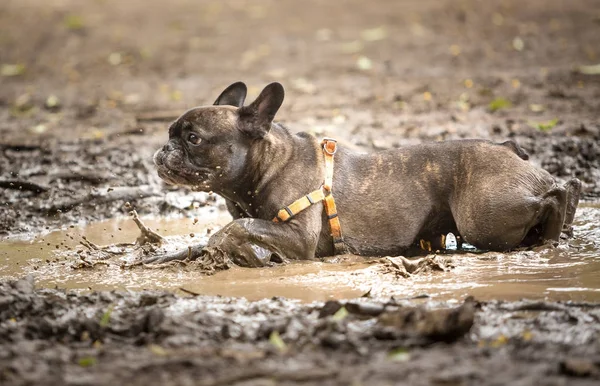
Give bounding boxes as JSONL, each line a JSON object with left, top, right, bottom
{"left": 151, "top": 82, "right": 581, "bottom": 266}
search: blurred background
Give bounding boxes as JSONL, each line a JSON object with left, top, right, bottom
{"left": 0, "top": 0, "right": 599, "bottom": 232}
{"left": 1, "top": 0, "right": 598, "bottom": 140}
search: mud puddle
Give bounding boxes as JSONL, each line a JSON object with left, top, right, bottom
{"left": 1, "top": 205, "right": 599, "bottom": 303}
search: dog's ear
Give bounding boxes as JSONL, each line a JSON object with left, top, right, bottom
{"left": 213, "top": 82, "right": 247, "bottom": 107}
{"left": 238, "top": 82, "right": 284, "bottom": 139}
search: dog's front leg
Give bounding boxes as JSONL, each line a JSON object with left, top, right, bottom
{"left": 203, "top": 217, "right": 319, "bottom": 267}
{"left": 142, "top": 215, "right": 319, "bottom": 267}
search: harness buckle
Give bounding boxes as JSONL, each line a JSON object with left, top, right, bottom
{"left": 322, "top": 138, "right": 338, "bottom": 155}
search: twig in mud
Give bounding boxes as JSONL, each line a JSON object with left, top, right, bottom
{"left": 0, "top": 143, "right": 42, "bottom": 151}
{"left": 179, "top": 287, "right": 201, "bottom": 296}
{"left": 72, "top": 255, "right": 111, "bottom": 269}
{"left": 49, "top": 170, "right": 113, "bottom": 184}
{"left": 78, "top": 236, "right": 131, "bottom": 261}
{"left": 80, "top": 236, "right": 100, "bottom": 251}
{"left": 0, "top": 179, "right": 49, "bottom": 194}
{"left": 130, "top": 209, "right": 164, "bottom": 245}
{"left": 141, "top": 260, "right": 188, "bottom": 269}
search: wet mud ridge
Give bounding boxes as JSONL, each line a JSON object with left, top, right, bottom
{"left": 1, "top": 277, "right": 599, "bottom": 386}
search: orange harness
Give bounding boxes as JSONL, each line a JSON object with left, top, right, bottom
{"left": 272, "top": 138, "right": 345, "bottom": 254}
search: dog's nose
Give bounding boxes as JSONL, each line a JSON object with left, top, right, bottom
{"left": 163, "top": 140, "right": 176, "bottom": 152}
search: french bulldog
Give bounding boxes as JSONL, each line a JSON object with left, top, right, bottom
{"left": 149, "top": 81, "right": 581, "bottom": 267}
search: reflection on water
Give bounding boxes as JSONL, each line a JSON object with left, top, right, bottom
{"left": 0, "top": 205, "right": 599, "bottom": 303}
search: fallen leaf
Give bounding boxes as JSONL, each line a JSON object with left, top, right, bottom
{"left": 1, "top": 63, "right": 26, "bottom": 77}
{"left": 340, "top": 41, "right": 364, "bottom": 54}
{"left": 332, "top": 306, "right": 349, "bottom": 321}
{"left": 170, "top": 90, "right": 183, "bottom": 101}
{"left": 64, "top": 14, "right": 84, "bottom": 30}
{"left": 449, "top": 45, "right": 461, "bottom": 56}
{"left": 513, "top": 37, "right": 525, "bottom": 51}
{"left": 30, "top": 124, "right": 47, "bottom": 134}
{"left": 528, "top": 118, "right": 558, "bottom": 132}
{"left": 100, "top": 305, "right": 114, "bottom": 327}
{"left": 490, "top": 334, "right": 508, "bottom": 348}
{"left": 488, "top": 97, "right": 512, "bottom": 112}
{"left": 45, "top": 95, "right": 60, "bottom": 109}
{"left": 78, "top": 356, "right": 97, "bottom": 367}
{"left": 529, "top": 103, "right": 545, "bottom": 112}
{"left": 577, "top": 63, "right": 600, "bottom": 75}
{"left": 148, "top": 344, "right": 168, "bottom": 356}
{"left": 388, "top": 348, "right": 411, "bottom": 362}
{"left": 361, "top": 26, "right": 387, "bottom": 42}
{"left": 108, "top": 52, "right": 122, "bottom": 66}
{"left": 269, "top": 331, "right": 287, "bottom": 352}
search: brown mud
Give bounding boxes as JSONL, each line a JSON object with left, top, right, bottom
{"left": 2, "top": 277, "right": 600, "bottom": 386}
{"left": 1, "top": 0, "right": 600, "bottom": 384}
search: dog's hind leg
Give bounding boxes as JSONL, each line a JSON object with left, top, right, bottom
{"left": 537, "top": 185, "right": 568, "bottom": 244}
{"left": 562, "top": 178, "right": 581, "bottom": 237}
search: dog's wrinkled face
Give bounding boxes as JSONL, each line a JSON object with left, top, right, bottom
{"left": 154, "top": 106, "right": 247, "bottom": 190}
{"left": 154, "top": 81, "right": 285, "bottom": 192}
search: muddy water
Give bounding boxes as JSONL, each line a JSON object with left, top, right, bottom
{"left": 1, "top": 205, "right": 599, "bottom": 303}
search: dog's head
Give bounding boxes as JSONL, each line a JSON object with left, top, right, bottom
{"left": 154, "top": 82, "right": 284, "bottom": 191}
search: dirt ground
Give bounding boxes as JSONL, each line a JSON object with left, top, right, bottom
{"left": 2, "top": 277, "right": 600, "bottom": 386}
{"left": 1, "top": 0, "right": 600, "bottom": 384}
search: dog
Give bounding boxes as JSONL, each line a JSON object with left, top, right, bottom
{"left": 149, "top": 81, "right": 581, "bottom": 267}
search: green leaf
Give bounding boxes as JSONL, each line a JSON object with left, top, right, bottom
{"left": 528, "top": 118, "right": 559, "bottom": 132}
{"left": 332, "top": 306, "right": 348, "bottom": 321}
{"left": 388, "top": 348, "right": 411, "bottom": 362}
{"left": 99, "top": 305, "right": 114, "bottom": 327}
{"left": 64, "top": 14, "right": 85, "bottom": 30}
{"left": 148, "top": 344, "right": 168, "bottom": 356}
{"left": 488, "top": 97, "right": 512, "bottom": 112}
{"left": 78, "top": 356, "right": 97, "bottom": 367}
{"left": 1, "top": 64, "right": 26, "bottom": 77}
{"left": 269, "top": 331, "right": 287, "bottom": 352}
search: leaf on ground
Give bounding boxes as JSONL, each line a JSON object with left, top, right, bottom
{"left": 490, "top": 334, "right": 508, "bottom": 348}
{"left": 78, "top": 356, "right": 97, "bottom": 367}
{"left": 148, "top": 344, "right": 168, "bottom": 356}
{"left": 64, "top": 14, "right": 85, "bottom": 30}
{"left": 577, "top": 64, "right": 600, "bottom": 75}
{"left": 512, "top": 36, "right": 525, "bottom": 51}
{"left": 269, "top": 331, "right": 287, "bottom": 353}
{"left": 1, "top": 64, "right": 26, "bottom": 77}
{"left": 99, "top": 305, "right": 114, "bottom": 327}
{"left": 361, "top": 26, "right": 387, "bottom": 41}
{"left": 332, "top": 306, "right": 349, "bottom": 321}
{"left": 388, "top": 348, "right": 411, "bottom": 362}
{"left": 529, "top": 103, "right": 545, "bottom": 112}
{"left": 340, "top": 40, "right": 364, "bottom": 54}
{"left": 528, "top": 118, "right": 558, "bottom": 131}
{"left": 488, "top": 97, "right": 512, "bottom": 112}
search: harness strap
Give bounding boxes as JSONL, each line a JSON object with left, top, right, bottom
{"left": 274, "top": 189, "right": 326, "bottom": 222}
{"left": 272, "top": 138, "right": 345, "bottom": 254}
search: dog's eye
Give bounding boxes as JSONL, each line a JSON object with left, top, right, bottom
{"left": 187, "top": 133, "right": 201, "bottom": 145}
